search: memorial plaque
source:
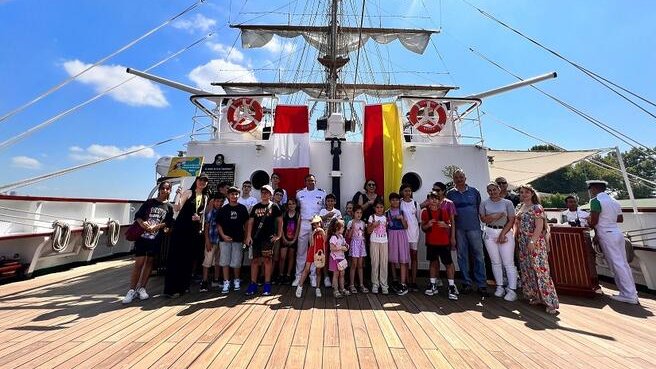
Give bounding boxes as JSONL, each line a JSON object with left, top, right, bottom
{"left": 202, "top": 154, "right": 235, "bottom": 193}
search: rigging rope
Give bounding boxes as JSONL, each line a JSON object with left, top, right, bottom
{"left": 350, "top": 0, "right": 367, "bottom": 99}
{"left": 460, "top": 0, "right": 656, "bottom": 120}
{"left": 0, "top": 205, "right": 85, "bottom": 223}
{"left": 0, "top": 133, "right": 187, "bottom": 193}
{"left": 51, "top": 221, "right": 71, "bottom": 253}
{"left": 0, "top": 0, "right": 206, "bottom": 125}
{"left": 467, "top": 46, "right": 656, "bottom": 163}
{"left": 0, "top": 34, "right": 212, "bottom": 152}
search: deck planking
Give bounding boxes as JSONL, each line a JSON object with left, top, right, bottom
{"left": 0, "top": 257, "right": 655, "bottom": 368}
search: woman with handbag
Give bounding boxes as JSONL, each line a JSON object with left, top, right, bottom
{"left": 122, "top": 181, "right": 173, "bottom": 304}
{"left": 295, "top": 215, "right": 326, "bottom": 298}
{"left": 163, "top": 174, "right": 209, "bottom": 297}
{"left": 243, "top": 185, "right": 283, "bottom": 296}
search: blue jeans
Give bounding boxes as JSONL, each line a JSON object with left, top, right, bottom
{"left": 456, "top": 229, "right": 486, "bottom": 288}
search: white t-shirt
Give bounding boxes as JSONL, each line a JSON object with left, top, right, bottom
{"left": 561, "top": 209, "right": 590, "bottom": 227}
{"left": 319, "top": 208, "right": 342, "bottom": 229}
{"left": 400, "top": 199, "right": 421, "bottom": 243}
{"left": 237, "top": 195, "right": 258, "bottom": 212}
{"left": 368, "top": 214, "right": 388, "bottom": 243}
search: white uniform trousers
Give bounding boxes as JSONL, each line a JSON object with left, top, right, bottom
{"left": 599, "top": 229, "right": 637, "bottom": 299}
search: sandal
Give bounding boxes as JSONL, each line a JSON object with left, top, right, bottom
{"left": 545, "top": 307, "right": 559, "bottom": 315}
{"left": 349, "top": 285, "right": 358, "bottom": 294}
{"left": 360, "top": 285, "right": 369, "bottom": 293}
{"left": 334, "top": 290, "right": 343, "bottom": 298}
{"left": 342, "top": 289, "right": 351, "bottom": 296}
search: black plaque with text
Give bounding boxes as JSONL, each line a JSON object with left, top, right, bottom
{"left": 202, "top": 154, "right": 235, "bottom": 193}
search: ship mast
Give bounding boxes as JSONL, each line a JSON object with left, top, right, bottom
{"left": 326, "top": 0, "right": 340, "bottom": 115}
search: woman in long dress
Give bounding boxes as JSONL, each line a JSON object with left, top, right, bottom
{"left": 515, "top": 184, "right": 559, "bottom": 314}
{"left": 163, "top": 174, "right": 209, "bottom": 297}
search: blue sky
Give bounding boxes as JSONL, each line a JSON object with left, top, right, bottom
{"left": 1, "top": 0, "right": 654, "bottom": 199}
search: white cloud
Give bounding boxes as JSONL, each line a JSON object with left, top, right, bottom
{"left": 69, "top": 144, "right": 158, "bottom": 161}
{"left": 207, "top": 42, "right": 245, "bottom": 63}
{"left": 188, "top": 59, "right": 257, "bottom": 92}
{"left": 172, "top": 14, "right": 216, "bottom": 33}
{"left": 262, "top": 37, "right": 297, "bottom": 55}
{"left": 11, "top": 156, "right": 42, "bottom": 169}
{"left": 62, "top": 60, "right": 168, "bottom": 107}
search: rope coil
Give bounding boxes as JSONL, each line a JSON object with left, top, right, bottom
{"left": 82, "top": 221, "right": 101, "bottom": 249}
{"left": 51, "top": 221, "right": 71, "bottom": 252}
{"left": 107, "top": 220, "right": 120, "bottom": 247}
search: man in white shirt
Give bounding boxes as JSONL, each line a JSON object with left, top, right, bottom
{"left": 560, "top": 195, "right": 590, "bottom": 227}
{"left": 588, "top": 180, "right": 638, "bottom": 305}
{"left": 293, "top": 174, "right": 327, "bottom": 287}
{"left": 237, "top": 180, "right": 258, "bottom": 212}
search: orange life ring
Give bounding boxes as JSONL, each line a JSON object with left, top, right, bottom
{"left": 227, "top": 98, "right": 263, "bottom": 132}
{"left": 408, "top": 100, "right": 447, "bottom": 134}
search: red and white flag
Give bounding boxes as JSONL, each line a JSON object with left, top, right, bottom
{"left": 272, "top": 105, "right": 310, "bottom": 196}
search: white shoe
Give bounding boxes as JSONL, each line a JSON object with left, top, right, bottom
{"left": 137, "top": 287, "right": 149, "bottom": 300}
{"left": 315, "top": 288, "right": 322, "bottom": 297}
{"left": 233, "top": 279, "right": 241, "bottom": 291}
{"left": 222, "top": 280, "right": 230, "bottom": 294}
{"left": 122, "top": 289, "right": 137, "bottom": 304}
{"left": 494, "top": 286, "right": 506, "bottom": 298}
{"left": 610, "top": 294, "right": 639, "bottom": 304}
{"left": 324, "top": 277, "right": 332, "bottom": 288}
{"left": 371, "top": 286, "right": 379, "bottom": 294}
{"left": 504, "top": 288, "right": 517, "bottom": 301}
{"left": 295, "top": 286, "right": 303, "bottom": 298}
{"left": 310, "top": 275, "right": 317, "bottom": 288}
{"left": 291, "top": 276, "right": 300, "bottom": 287}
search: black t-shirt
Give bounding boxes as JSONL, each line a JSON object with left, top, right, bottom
{"left": 134, "top": 199, "right": 174, "bottom": 240}
{"left": 216, "top": 203, "right": 250, "bottom": 242}
{"left": 249, "top": 202, "right": 283, "bottom": 243}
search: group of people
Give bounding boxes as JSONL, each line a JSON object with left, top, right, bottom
{"left": 122, "top": 170, "right": 640, "bottom": 312}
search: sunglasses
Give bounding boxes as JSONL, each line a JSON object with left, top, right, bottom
{"left": 432, "top": 188, "right": 443, "bottom": 192}
{"left": 496, "top": 181, "right": 507, "bottom": 185}
{"left": 367, "top": 183, "right": 376, "bottom": 186}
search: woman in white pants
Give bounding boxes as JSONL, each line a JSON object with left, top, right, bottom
{"left": 479, "top": 182, "right": 518, "bottom": 301}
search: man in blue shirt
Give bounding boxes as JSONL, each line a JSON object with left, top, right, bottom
{"left": 446, "top": 169, "right": 487, "bottom": 296}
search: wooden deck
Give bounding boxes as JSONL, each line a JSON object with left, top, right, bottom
{"left": 1, "top": 258, "right": 655, "bottom": 369}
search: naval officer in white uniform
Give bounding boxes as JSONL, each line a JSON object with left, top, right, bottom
{"left": 587, "top": 180, "right": 639, "bottom": 304}
{"left": 292, "top": 174, "right": 329, "bottom": 287}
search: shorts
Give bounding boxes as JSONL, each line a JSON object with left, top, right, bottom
{"left": 219, "top": 242, "right": 244, "bottom": 268}
{"left": 252, "top": 239, "right": 274, "bottom": 259}
{"left": 202, "top": 243, "right": 220, "bottom": 268}
{"left": 134, "top": 237, "right": 161, "bottom": 257}
{"left": 280, "top": 240, "right": 297, "bottom": 251}
{"left": 426, "top": 245, "right": 453, "bottom": 265}
{"left": 409, "top": 242, "right": 418, "bottom": 251}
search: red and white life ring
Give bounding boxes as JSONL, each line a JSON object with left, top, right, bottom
{"left": 408, "top": 100, "right": 447, "bottom": 135}
{"left": 226, "top": 97, "right": 263, "bottom": 132}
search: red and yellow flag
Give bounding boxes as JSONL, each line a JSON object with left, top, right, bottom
{"left": 363, "top": 103, "right": 404, "bottom": 207}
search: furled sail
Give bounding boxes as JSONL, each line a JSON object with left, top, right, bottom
{"left": 231, "top": 25, "right": 438, "bottom": 55}
{"left": 214, "top": 82, "right": 456, "bottom": 99}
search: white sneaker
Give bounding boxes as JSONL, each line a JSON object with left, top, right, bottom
{"left": 222, "top": 280, "right": 230, "bottom": 294}
{"left": 504, "top": 288, "right": 517, "bottom": 301}
{"left": 494, "top": 286, "right": 506, "bottom": 298}
{"left": 324, "top": 276, "right": 332, "bottom": 288}
{"left": 122, "top": 289, "right": 137, "bottom": 304}
{"left": 371, "top": 285, "right": 379, "bottom": 294}
{"left": 610, "top": 294, "right": 639, "bottom": 305}
{"left": 315, "top": 288, "right": 322, "bottom": 297}
{"left": 137, "top": 287, "right": 149, "bottom": 300}
{"left": 310, "top": 275, "right": 317, "bottom": 287}
{"left": 291, "top": 276, "right": 301, "bottom": 287}
{"left": 233, "top": 279, "right": 241, "bottom": 291}
{"left": 295, "top": 286, "right": 303, "bottom": 298}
